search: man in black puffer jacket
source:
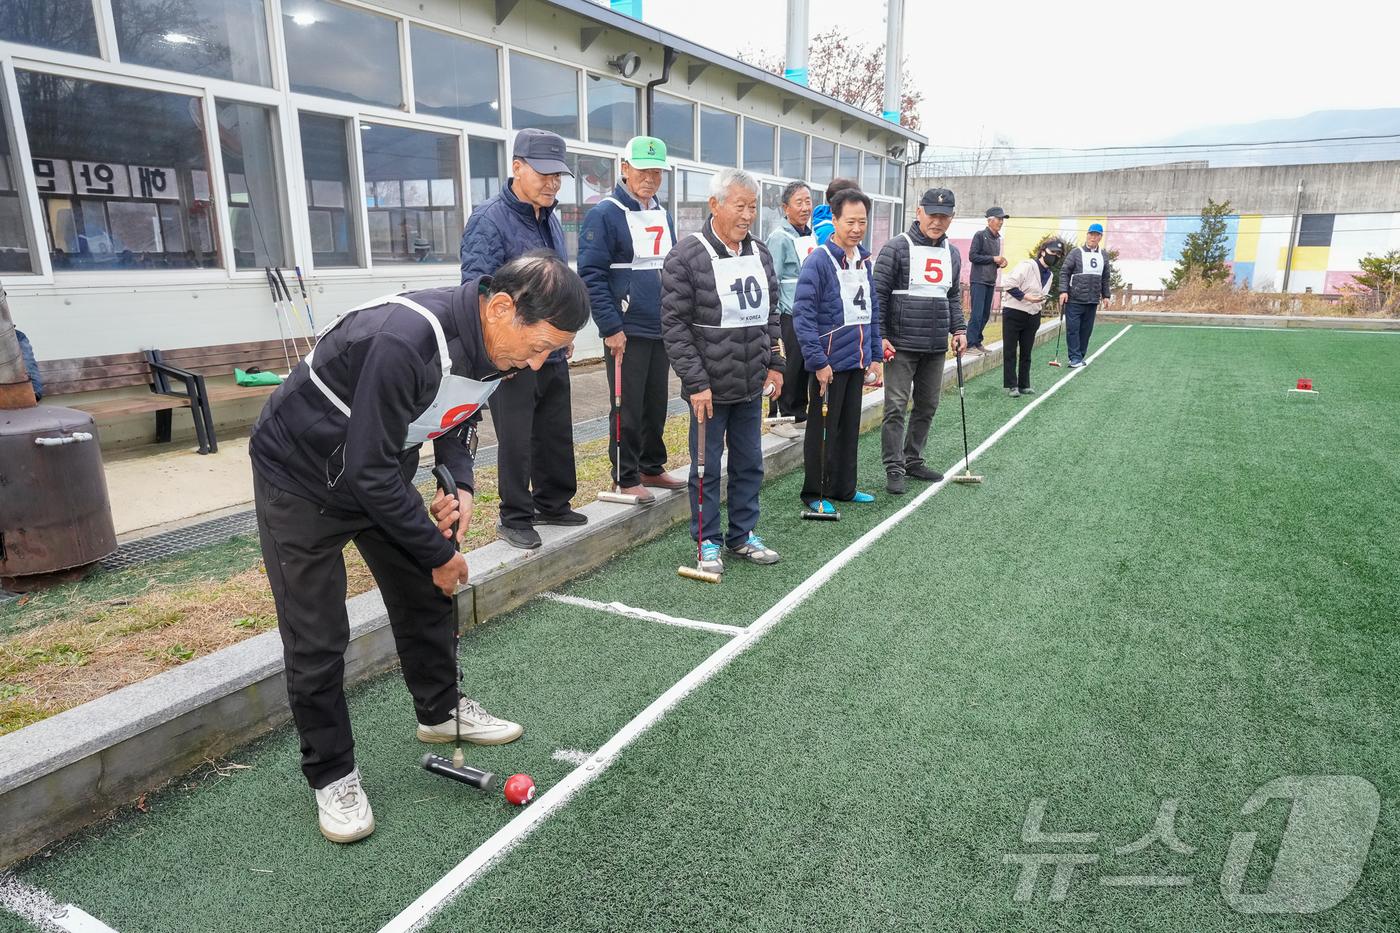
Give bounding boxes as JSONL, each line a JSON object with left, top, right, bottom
{"left": 661, "top": 168, "right": 785, "bottom": 575}
{"left": 873, "top": 187, "right": 968, "bottom": 494}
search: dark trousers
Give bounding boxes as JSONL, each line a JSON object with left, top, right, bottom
{"left": 968, "top": 283, "right": 995, "bottom": 348}
{"left": 802, "top": 369, "right": 864, "bottom": 503}
{"left": 1064, "top": 302, "right": 1099, "bottom": 364}
{"left": 254, "top": 471, "right": 456, "bottom": 789}
{"left": 605, "top": 337, "right": 671, "bottom": 488}
{"left": 688, "top": 397, "right": 764, "bottom": 547}
{"left": 881, "top": 350, "right": 946, "bottom": 475}
{"left": 777, "top": 314, "right": 809, "bottom": 422}
{"left": 489, "top": 359, "right": 576, "bottom": 527}
{"left": 1002, "top": 308, "right": 1041, "bottom": 390}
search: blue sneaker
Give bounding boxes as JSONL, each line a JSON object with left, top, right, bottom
{"left": 698, "top": 540, "right": 724, "bottom": 575}
{"left": 804, "top": 499, "right": 838, "bottom": 514}
{"left": 851, "top": 492, "right": 875, "bottom": 503}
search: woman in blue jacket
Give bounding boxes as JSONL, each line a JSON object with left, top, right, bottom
{"left": 792, "top": 187, "right": 882, "bottom": 510}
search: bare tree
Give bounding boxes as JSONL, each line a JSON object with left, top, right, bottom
{"left": 738, "top": 29, "right": 924, "bottom": 132}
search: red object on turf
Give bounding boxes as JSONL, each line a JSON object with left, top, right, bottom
{"left": 503, "top": 773, "right": 535, "bottom": 805}
{"left": 1298, "top": 378, "right": 1312, "bottom": 390}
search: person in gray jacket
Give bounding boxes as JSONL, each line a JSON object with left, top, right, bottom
{"left": 764, "top": 179, "right": 817, "bottom": 436}
{"left": 873, "top": 187, "right": 967, "bottom": 494}
{"left": 966, "top": 207, "right": 1008, "bottom": 354}
{"left": 1057, "top": 223, "right": 1112, "bottom": 368}
{"left": 661, "top": 168, "right": 785, "bottom": 575}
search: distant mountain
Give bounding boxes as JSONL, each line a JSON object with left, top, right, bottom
{"left": 1151, "top": 109, "right": 1400, "bottom": 165}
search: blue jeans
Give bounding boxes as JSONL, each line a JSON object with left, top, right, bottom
{"left": 688, "top": 397, "right": 764, "bottom": 547}
{"left": 968, "top": 283, "right": 995, "bottom": 347}
{"left": 1064, "top": 302, "right": 1099, "bottom": 364}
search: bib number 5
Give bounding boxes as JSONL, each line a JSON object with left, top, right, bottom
{"left": 729, "top": 275, "right": 764, "bottom": 310}
{"left": 923, "top": 257, "right": 944, "bottom": 284}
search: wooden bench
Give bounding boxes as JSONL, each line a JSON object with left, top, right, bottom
{"left": 145, "top": 339, "right": 300, "bottom": 452}
{"left": 38, "top": 352, "right": 213, "bottom": 453}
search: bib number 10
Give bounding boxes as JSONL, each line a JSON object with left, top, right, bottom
{"left": 923, "top": 257, "right": 944, "bottom": 284}
{"left": 729, "top": 275, "right": 764, "bottom": 310}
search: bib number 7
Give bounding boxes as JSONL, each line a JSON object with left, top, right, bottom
{"left": 923, "top": 257, "right": 944, "bottom": 284}
{"left": 645, "top": 225, "right": 665, "bottom": 254}
{"left": 729, "top": 275, "right": 764, "bottom": 310}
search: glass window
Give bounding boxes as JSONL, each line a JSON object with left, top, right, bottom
{"left": 870, "top": 200, "right": 894, "bottom": 255}
{"left": 862, "top": 153, "right": 880, "bottom": 192}
{"left": 884, "top": 158, "right": 901, "bottom": 197}
{"left": 675, "top": 169, "right": 712, "bottom": 238}
{"left": 586, "top": 75, "right": 638, "bottom": 148}
{"left": 760, "top": 181, "right": 783, "bottom": 241}
{"left": 217, "top": 101, "right": 286, "bottom": 269}
{"left": 651, "top": 92, "right": 693, "bottom": 161}
{"left": 283, "top": 0, "right": 402, "bottom": 109}
{"left": 468, "top": 138, "right": 504, "bottom": 207}
{"left": 555, "top": 152, "right": 614, "bottom": 258}
{"left": 298, "top": 112, "right": 360, "bottom": 268}
{"left": 412, "top": 25, "right": 500, "bottom": 126}
{"left": 810, "top": 138, "right": 834, "bottom": 202}
{"left": 360, "top": 123, "right": 462, "bottom": 265}
{"left": 700, "top": 107, "right": 736, "bottom": 167}
{"left": 0, "top": 0, "right": 100, "bottom": 56}
{"left": 779, "top": 129, "right": 807, "bottom": 180}
{"left": 743, "top": 119, "right": 774, "bottom": 175}
{"left": 0, "top": 94, "right": 38, "bottom": 273}
{"left": 113, "top": 0, "right": 272, "bottom": 86}
{"left": 509, "top": 54, "right": 579, "bottom": 140}
{"left": 838, "top": 145, "right": 859, "bottom": 184}
{"left": 17, "top": 72, "right": 219, "bottom": 270}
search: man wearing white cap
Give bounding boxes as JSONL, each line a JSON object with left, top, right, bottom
{"left": 1057, "top": 223, "right": 1112, "bottom": 368}
{"left": 578, "top": 136, "right": 684, "bottom": 505}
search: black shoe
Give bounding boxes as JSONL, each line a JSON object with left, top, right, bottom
{"left": 496, "top": 523, "right": 541, "bottom": 550}
{"left": 532, "top": 509, "right": 588, "bottom": 526}
{"left": 906, "top": 464, "right": 944, "bottom": 482}
{"left": 886, "top": 472, "right": 906, "bottom": 495}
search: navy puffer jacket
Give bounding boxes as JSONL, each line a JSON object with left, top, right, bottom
{"left": 792, "top": 240, "right": 881, "bottom": 373}
{"left": 459, "top": 179, "right": 569, "bottom": 361}
{"left": 577, "top": 183, "right": 677, "bottom": 341}
{"left": 873, "top": 223, "right": 966, "bottom": 354}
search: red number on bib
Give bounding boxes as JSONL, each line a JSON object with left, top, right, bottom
{"left": 924, "top": 257, "right": 944, "bottom": 283}
{"left": 645, "top": 225, "right": 665, "bottom": 254}
{"left": 428, "top": 403, "right": 481, "bottom": 439}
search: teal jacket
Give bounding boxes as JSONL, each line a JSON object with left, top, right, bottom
{"left": 765, "top": 216, "right": 815, "bottom": 316}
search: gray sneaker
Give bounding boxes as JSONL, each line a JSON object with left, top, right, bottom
{"left": 727, "top": 533, "right": 780, "bottom": 565}
{"left": 1008, "top": 387, "right": 1020, "bottom": 398}
{"left": 698, "top": 540, "right": 725, "bottom": 575}
{"left": 769, "top": 421, "right": 800, "bottom": 439}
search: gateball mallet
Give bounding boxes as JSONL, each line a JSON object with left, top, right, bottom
{"left": 420, "top": 464, "right": 497, "bottom": 792}
{"left": 1048, "top": 312, "right": 1063, "bottom": 367}
{"left": 678, "top": 411, "right": 720, "bottom": 583}
{"left": 598, "top": 350, "right": 643, "bottom": 505}
{"left": 799, "top": 382, "right": 840, "bottom": 520}
{"left": 950, "top": 350, "right": 984, "bottom": 485}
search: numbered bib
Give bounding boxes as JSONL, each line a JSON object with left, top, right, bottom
{"left": 624, "top": 209, "right": 672, "bottom": 269}
{"left": 827, "top": 249, "right": 872, "bottom": 327}
{"left": 908, "top": 244, "right": 951, "bottom": 298}
{"left": 694, "top": 232, "right": 770, "bottom": 328}
{"left": 777, "top": 229, "right": 819, "bottom": 282}
{"left": 1081, "top": 248, "right": 1103, "bottom": 275}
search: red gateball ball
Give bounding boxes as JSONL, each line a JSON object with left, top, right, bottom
{"left": 503, "top": 773, "right": 535, "bottom": 805}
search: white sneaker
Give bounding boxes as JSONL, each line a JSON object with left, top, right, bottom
{"left": 769, "top": 422, "right": 800, "bottom": 439}
{"left": 315, "top": 767, "right": 374, "bottom": 843}
{"left": 417, "top": 698, "right": 523, "bottom": 745}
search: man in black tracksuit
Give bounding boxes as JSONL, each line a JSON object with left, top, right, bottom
{"left": 873, "top": 188, "right": 968, "bottom": 494}
{"left": 1057, "top": 223, "right": 1112, "bottom": 368}
{"left": 966, "top": 207, "right": 1008, "bottom": 354}
{"left": 250, "top": 253, "right": 589, "bottom": 844}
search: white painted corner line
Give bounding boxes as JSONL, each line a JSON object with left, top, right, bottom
{"left": 379, "top": 326, "right": 1136, "bottom": 933}
{"left": 550, "top": 749, "right": 593, "bottom": 766}
{"left": 0, "top": 874, "right": 119, "bottom": 933}
{"left": 541, "top": 593, "right": 745, "bottom": 637}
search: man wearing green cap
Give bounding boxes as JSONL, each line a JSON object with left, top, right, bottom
{"left": 579, "top": 136, "right": 683, "bottom": 504}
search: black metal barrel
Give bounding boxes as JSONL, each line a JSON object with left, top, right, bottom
{"left": 0, "top": 405, "right": 118, "bottom": 579}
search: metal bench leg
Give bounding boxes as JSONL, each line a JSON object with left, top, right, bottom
{"left": 156, "top": 409, "right": 172, "bottom": 444}
{"left": 195, "top": 373, "right": 217, "bottom": 453}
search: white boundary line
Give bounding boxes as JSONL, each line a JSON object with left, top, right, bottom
{"left": 0, "top": 874, "right": 119, "bottom": 933}
{"left": 541, "top": 593, "right": 745, "bottom": 636}
{"left": 1140, "top": 323, "right": 1400, "bottom": 335}
{"left": 378, "top": 325, "right": 1136, "bottom": 933}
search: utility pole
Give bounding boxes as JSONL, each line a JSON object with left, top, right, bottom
{"left": 784, "top": 0, "right": 809, "bottom": 86}
{"left": 882, "top": 0, "right": 904, "bottom": 123}
{"left": 1282, "top": 178, "right": 1303, "bottom": 294}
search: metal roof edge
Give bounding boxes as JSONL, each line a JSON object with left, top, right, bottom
{"left": 535, "top": 0, "right": 928, "bottom": 147}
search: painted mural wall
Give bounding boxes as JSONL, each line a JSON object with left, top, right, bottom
{"left": 940, "top": 212, "right": 1400, "bottom": 294}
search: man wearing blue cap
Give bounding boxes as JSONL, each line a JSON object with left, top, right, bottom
{"left": 1057, "top": 223, "right": 1112, "bottom": 368}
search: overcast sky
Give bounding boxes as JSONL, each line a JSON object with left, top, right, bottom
{"left": 642, "top": 0, "right": 1400, "bottom": 150}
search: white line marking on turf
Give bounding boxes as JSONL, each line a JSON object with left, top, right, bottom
{"left": 378, "top": 326, "right": 1136, "bottom": 933}
{"left": 0, "top": 874, "right": 118, "bottom": 933}
{"left": 551, "top": 749, "right": 593, "bottom": 766}
{"left": 542, "top": 593, "right": 745, "bottom": 636}
{"left": 1141, "top": 323, "right": 1400, "bottom": 335}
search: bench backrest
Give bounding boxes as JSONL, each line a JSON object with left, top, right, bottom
{"left": 157, "top": 340, "right": 297, "bottom": 377}
{"left": 37, "top": 353, "right": 152, "bottom": 397}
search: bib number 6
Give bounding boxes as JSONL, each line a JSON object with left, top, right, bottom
{"left": 729, "top": 275, "right": 764, "bottom": 310}
{"left": 923, "top": 257, "right": 944, "bottom": 284}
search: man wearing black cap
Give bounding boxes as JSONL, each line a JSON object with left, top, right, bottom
{"left": 460, "top": 128, "right": 584, "bottom": 550}
{"left": 873, "top": 187, "right": 966, "bottom": 494}
{"left": 966, "top": 207, "right": 1008, "bottom": 356}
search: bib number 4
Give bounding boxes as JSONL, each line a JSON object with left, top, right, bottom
{"left": 729, "top": 275, "right": 765, "bottom": 310}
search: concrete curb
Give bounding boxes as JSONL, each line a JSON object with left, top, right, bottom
{"left": 0, "top": 319, "right": 1058, "bottom": 868}
{"left": 1099, "top": 309, "right": 1400, "bottom": 331}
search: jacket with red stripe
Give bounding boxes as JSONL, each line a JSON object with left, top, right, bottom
{"left": 791, "top": 239, "right": 881, "bottom": 374}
